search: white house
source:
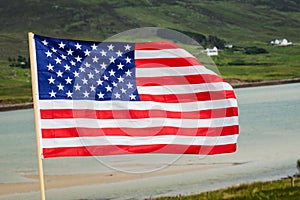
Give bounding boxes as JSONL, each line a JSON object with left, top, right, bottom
{"left": 205, "top": 46, "right": 218, "bottom": 56}
{"left": 270, "top": 38, "right": 292, "bottom": 46}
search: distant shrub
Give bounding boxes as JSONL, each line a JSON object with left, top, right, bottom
{"left": 244, "top": 46, "right": 268, "bottom": 54}
{"left": 8, "top": 56, "right": 30, "bottom": 68}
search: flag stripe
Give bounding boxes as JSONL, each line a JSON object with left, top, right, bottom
{"left": 139, "top": 90, "right": 236, "bottom": 103}
{"left": 135, "top": 41, "right": 181, "bottom": 50}
{"left": 40, "top": 116, "right": 238, "bottom": 129}
{"left": 135, "top": 57, "right": 202, "bottom": 68}
{"left": 41, "top": 125, "right": 239, "bottom": 138}
{"left": 41, "top": 134, "right": 238, "bottom": 148}
{"left": 136, "top": 74, "right": 224, "bottom": 86}
{"left": 38, "top": 99, "right": 238, "bottom": 111}
{"left": 135, "top": 49, "right": 193, "bottom": 59}
{"left": 137, "top": 82, "right": 233, "bottom": 95}
{"left": 42, "top": 144, "right": 237, "bottom": 158}
{"left": 40, "top": 107, "right": 238, "bottom": 119}
{"left": 136, "top": 65, "right": 217, "bottom": 77}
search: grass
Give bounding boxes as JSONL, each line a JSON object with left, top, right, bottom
{"left": 0, "top": 0, "right": 300, "bottom": 104}
{"left": 150, "top": 176, "right": 300, "bottom": 200}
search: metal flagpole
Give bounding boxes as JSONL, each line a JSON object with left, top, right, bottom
{"left": 28, "top": 32, "right": 46, "bottom": 200}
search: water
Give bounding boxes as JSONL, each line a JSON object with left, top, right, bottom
{"left": 0, "top": 83, "right": 300, "bottom": 199}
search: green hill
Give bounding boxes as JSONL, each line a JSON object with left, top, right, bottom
{"left": 0, "top": 0, "right": 299, "bottom": 59}
{"left": 0, "top": 0, "right": 299, "bottom": 104}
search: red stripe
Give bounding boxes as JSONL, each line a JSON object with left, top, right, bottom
{"left": 42, "top": 125, "right": 239, "bottom": 138}
{"left": 139, "top": 90, "right": 236, "bottom": 103}
{"left": 40, "top": 107, "right": 238, "bottom": 119}
{"left": 135, "top": 41, "right": 180, "bottom": 50}
{"left": 135, "top": 57, "right": 202, "bottom": 68}
{"left": 136, "top": 74, "right": 224, "bottom": 86}
{"left": 42, "top": 144, "right": 236, "bottom": 158}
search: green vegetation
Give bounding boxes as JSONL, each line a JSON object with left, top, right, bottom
{"left": 150, "top": 176, "right": 300, "bottom": 200}
{"left": 0, "top": 0, "right": 299, "bottom": 104}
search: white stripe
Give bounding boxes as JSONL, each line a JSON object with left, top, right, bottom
{"left": 136, "top": 65, "right": 218, "bottom": 77}
{"left": 137, "top": 82, "right": 233, "bottom": 95}
{"left": 135, "top": 49, "right": 193, "bottom": 59}
{"left": 38, "top": 99, "right": 238, "bottom": 112}
{"left": 42, "top": 134, "right": 238, "bottom": 148}
{"left": 40, "top": 116, "right": 238, "bottom": 129}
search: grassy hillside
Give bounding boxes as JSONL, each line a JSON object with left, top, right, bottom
{"left": 0, "top": 0, "right": 299, "bottom": 104}
{"left": 0, "top": 0, "right": 299, "bottom": 59}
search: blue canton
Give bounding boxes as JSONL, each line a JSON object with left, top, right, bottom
{"left": 35, "top": 35, "right": 140, "bottom": 101}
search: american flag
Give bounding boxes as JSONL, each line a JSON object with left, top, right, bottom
{"left": 30, "top": 34, "right": 239, "bottom": 158}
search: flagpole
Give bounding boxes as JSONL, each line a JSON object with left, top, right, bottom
{"left": 28, "top": 32, "right": 46, "bottom": 200}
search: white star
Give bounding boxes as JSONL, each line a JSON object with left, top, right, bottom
{"left": 84, "top": 49, "right": 91, "bottom": 56}
{"left": 74, "top": 83, "right": 81, "bottom": 91}
{"left": 120, "top": 87, "right": 127, "bottom": 94}
{"left": 114, "top": 92, "right": 121, "bottom": 99}
{"left": 117, "top": 76, "right": 124, "bottom": 83}
{"left": 49, "top": 90, "right": 56, "bottom": 97}
{"left": 45, "top": 50, "right": 52, "bottom": 57}
{"left": 75, "top": 43, "right": 81, "bottom": 49}
{"left": 82, "top": 78, "right": 88, "bottom": 85}
{"left": 64, "top": 64, "right": 70, "bottom": 71}
{"left": 103, "top": 75, "right": 109, "bottom": 80}
{"left": 51, "top": 47, "right": 57, "bottom": 53}
{"left": 79, "top": 66, "right": 85, "bottom": 72}
{"left": 57, "top": 83, "right": 64, "bottom": 90}
{"left": 65, "top": 77, "right": 72, "bottom": 84}
{"left": 109, "top": 56, "right": 116, "bottom": 63}
{"left": 73, "top": 71, "right": 79, "bottom": 77}
{"left": 70, "top": 60, "right": 76, "bottom": 66}
{"left": 61, "top": 54, "right": 67, "bottom": 60}
{"left": 91, "top": 43, "right": 97, "bottom": 50}
{"left": 105, "top": 85, "right": 112, "bottom": 92}
{"left": 97, "top": 92, "right": 104, "bottom": 99}
{"left": 107, "top": 44, "right": 114, "bottom": 51}
{"left": 94, "top": 68, "right": 100, "bottom": 74}
{"left": 58, "top": 42, "right": 66, "bottom": 49}
{"left": 100, "top": 62, "right": 107, "bottom": 69}
{"left": 48, "top": 76, "right": 55, "bottom": 84}
{"left": 90, "top": 85, "right": 96, "bottom": 92}
{"left": 129, "top": 94, "right": 136, "bottom": 100}
{"left": 112, "top": 82, "right": 117, "bottom": 87}
{"left": 109, "top": 69, "right": 115, "bottom": 76}
{"left": 67, "top": 49, "right": 73, "bottom": 55}
{"left": 75, "top": 55, "right": 82, "bottom": 62}
{"left": 124, "top": 44, "right": 131, "bottom": 51}
{"left": 125, "top": 69, "right": 132, "bottom": 77}
{"left": 66, "top": 90, "right": 73, "bottom": 98}
{"left": 117, "top": 63, "right": 124, "bottom": 70}
{"left": 125, "top": 57, "right": 131, "bottom": 63}
{"left": 96, "top": 79, "right": 103, "bottom": 85}
{"left": 55, "top": 57, "right": 62, "bottom": 64}
{"left": 84, "top": 62, "right": 91, "bottom": 68}
{"left": 100, "top": 50, "right": 107, "bottom": 56}
{"left": 42, "top": 40, "right": 48, "bottom": 46}
{"left": 47, "top": 63, "right": 54, "bottom": 71}
{"left": 92, "top": 56, "right": 99, "bottom": 63}
{"left": 87, "top": 72, "right": 94, "bottom": 79}
{"left": 83, "top": 90, "right": 89, "bottom": 98}
{"left": 56, "top": 70, "right": 63, "bottom": 77}
{"left": 116, "top": 50, "right": 123, "bottom": 57}
{"left": 127, "top": 82, "right": 133, "bottom": 89}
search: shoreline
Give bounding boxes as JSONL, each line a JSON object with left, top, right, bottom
{"left": 1, "top": 78, "right": 300, "bottom": 112}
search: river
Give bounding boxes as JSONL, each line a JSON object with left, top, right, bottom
{"left": 0, "top": 83, "right": 299, "bottom": 199}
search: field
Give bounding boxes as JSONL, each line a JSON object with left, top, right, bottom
{"left": 151, "top": 176, "right": 300, "bottom": 200}
{"left": 0, "top": 0, "right": 299, "bottom": 104}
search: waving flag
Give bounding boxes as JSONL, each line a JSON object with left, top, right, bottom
{"left": 29, "top": 33, "right": 239, "bottom": 158}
